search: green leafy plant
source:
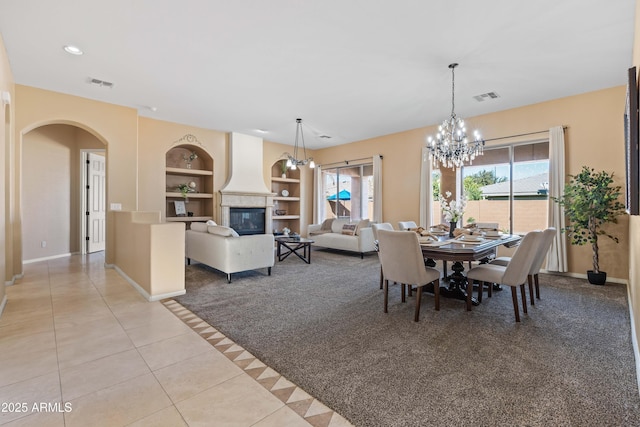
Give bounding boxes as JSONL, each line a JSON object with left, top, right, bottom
{"left": 552, "top": 166, "right": 626, "bottom": 273}
{"left": 280, "top": 160, "right": 288, "bottom": 175}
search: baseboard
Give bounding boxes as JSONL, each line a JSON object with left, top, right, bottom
{"left": 112, "top": 265, "right": 185, "bottom": 302}
{"left": 0, "top": 294, "right": 7, "bottom": 318}
{"left": 23, "top": 253, "right": 72, "bottom": 264}
{"left": 540, "top": 269, "right": 627, "bottom": 285}
{"left": 625, "top": 284, "right": 640, "bottom": 397}
{"left": 5, "top": 273, "right": 23, "bottom": 286}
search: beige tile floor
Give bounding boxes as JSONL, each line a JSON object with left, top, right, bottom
{"left": 0, "top": 253, "right": 352, "bottom": 427}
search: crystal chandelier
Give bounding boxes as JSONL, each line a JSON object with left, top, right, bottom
{"left": 426, "top": 63, "right": 484, "bottom": 169}
{"left": 285, "top": 118, "right": 315, "bottom": 170}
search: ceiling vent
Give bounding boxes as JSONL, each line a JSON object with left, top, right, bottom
{"left": 473, "top": 91, "right": 500, "bottom": 102}
{"left": 319, "top": 135, "right": 332, "bottom": 139}
{"left": 87, "top": 77, "right": 114, "bottom": 88}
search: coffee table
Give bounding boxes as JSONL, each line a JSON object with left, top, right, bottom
{"left": 275, "top": 236, "right": 315, "bottom": 264}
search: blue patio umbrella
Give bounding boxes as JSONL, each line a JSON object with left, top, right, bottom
{"left": 327, "top": 189, "right": 351, "bottom": 200}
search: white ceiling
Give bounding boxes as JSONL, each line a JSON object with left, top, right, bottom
{"left": 0, "top": 1, "right": 635, "bottom": 149}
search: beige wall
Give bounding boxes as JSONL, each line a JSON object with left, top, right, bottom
{"left": 312, "top": 86, "right": 629, "bottom": 280}
{"left": 1, "top": 33, "right": 13, "bottom": 311}
{"left": 14, "top": 85, "right": 139, "bottom": 265}
{"left": 22, "top": 125, "right": 102, "bottom": 260}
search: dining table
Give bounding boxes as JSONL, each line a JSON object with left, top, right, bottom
{"left": 419, "top": 233, "right": 522, "bottom": 308}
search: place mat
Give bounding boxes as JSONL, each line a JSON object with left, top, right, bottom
{"left": 419, "top": 239, "right": 456, "bottom": 247}
{"left": 452, "top": 237, "right": 485, "bottom": 245}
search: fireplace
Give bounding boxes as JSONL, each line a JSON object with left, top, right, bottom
{"left": 229, "top": 207, "right": 266, "bottom": 235}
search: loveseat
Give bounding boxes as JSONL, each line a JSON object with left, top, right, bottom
{"left": 185, "top": 222, "right": 274, "bottom": 283}
{"left": 307, "top": 218, "right": 376, "bottom": 258}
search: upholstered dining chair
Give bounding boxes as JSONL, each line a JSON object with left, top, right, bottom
{"left": 377, "top": 229, "right": 440, "bottom": 322}
{"left": 466, "top": 230, "right": 543, "bottom": 322}
{"left": 397, "top": 220, "right": 418, "bottom": 231}
{"left": 489, "top": 227, "right": 556, "bottom": 304}
{"left": 372, "top": 222, "right": 394, "bottom": 289}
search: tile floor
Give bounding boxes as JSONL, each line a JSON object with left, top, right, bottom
{"left": 0, "top": 253, "right": 352, "bottom": 427}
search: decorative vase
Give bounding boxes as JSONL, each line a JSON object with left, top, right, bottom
{"left": 449, "top": 221, "right": 457, "bottom": 238}
{"left": 281, "top": 173, "right": 286, "bottom": 179}
{"left": 186, "top": 162, "right": 192, "bottom": 169}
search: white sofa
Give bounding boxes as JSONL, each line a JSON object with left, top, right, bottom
{"left": 307, "top": 218, "right": 376, "bottom": 258}
{"left": 185, "top": 222, "right": 275, "bottom": 283}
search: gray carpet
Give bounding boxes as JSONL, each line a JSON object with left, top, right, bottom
{"left": 175, "top": 249, "right": 640, "bottom": 426}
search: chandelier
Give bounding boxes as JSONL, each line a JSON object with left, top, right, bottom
{"left": 426, "top": 63, "right": 484, "bottom": 169}
{"left": 284, "top": 118, "right": 315, "bottom": 169}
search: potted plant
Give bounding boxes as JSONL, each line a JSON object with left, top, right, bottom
{"left": 552, "top": 166, "right": 626, "bottom": 285}
{"left": 280, "top": 160, "right": 288, "bottom": 178}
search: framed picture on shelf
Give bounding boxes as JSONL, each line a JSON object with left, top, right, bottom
{"left": 174, "top": 200, "right": 187, "bottom": 216}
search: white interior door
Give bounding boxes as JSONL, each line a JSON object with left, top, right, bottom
{"left": 87, "top": 152, "right": 106, "bottom": 253}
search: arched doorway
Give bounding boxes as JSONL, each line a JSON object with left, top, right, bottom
{"left": 22, "top": 123, "right": 106, "bottom": 262}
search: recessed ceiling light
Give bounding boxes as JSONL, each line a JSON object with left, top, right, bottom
{"left": 63, "top": 45, "right": 83, "bottom": 55}
{"left": 255, "top": 129, "right": 269, "bottom": 134}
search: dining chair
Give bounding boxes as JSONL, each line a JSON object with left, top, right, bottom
{"left": 397, "top": 221, "right": 418, "bottom": 231}
{"left": 489, "top": 227, "right": 556, "bottom": 304}
{"left": 372, "top": 222, "right": 394, "bottom": 289}
{"left": 377, "top": 229, "right": 440, "bottom": 322}
{"left": 466, "top": 230, "right": 544, "bottom": 322}
{"left": 398, "top": 220, "right": 440, "bottom": 277}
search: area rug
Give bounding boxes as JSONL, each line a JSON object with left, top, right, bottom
{"left": 174, "top": 249, "right": 640, "bottom": 426}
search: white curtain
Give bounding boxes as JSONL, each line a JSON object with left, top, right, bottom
{"left": 546, "top": 126, "right": 568, "bottom": 272}
{"left": 419, "top": 147, "right": 432, "bottom": 228}
{"left": 373, "top": 155, "right": 383, "bottom": 223}
{"left": 313, "top": 165, "right": 324, "bottom": 224}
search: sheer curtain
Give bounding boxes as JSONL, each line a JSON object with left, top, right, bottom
{"left": 419, "top": 147, "right": 432, "bottom": 228}
{"left": 313, "top": 165, "right": 324, "bottom": 224}
{"left": 373, "top": 155, "right": 383, "bottom": 223}
{"left": 546, "top": 126, "right": 568, "bottom": 272}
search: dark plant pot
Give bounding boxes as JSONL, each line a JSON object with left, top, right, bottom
{"left": 587, "top": 270, "right": 607, "bottom": 285}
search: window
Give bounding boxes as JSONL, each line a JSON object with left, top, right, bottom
{"left": 321, "top": 164, "right": 373, "bottom": 221}
{"left": 461, "top": 141, "right": 549, "bottom": 234}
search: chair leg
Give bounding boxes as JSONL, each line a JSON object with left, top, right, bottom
{"left": 511, "top": 287, "right": 521, "bottom": 322}
{"left": 443, "top": 260, "right": 448, "bottom": 278}
{"left": 434, "top": 279, "right": 440, "bottom": 311}
{"left": 488, "top": 281, "right": 493, "bottom": 298}
{"left": 408, "top": 285, "right": 413, "bottom": 297}
{"left": 477, "top": 281, "right": 484, "bottom": 303}
{"left": 384, "top": 279, "right": 389, "bottom": 313}
{"left": 534, "top": 273, "right": 540, "bottom": 299}
{"left": 379, "top": 266, "right": 383, "bottom": 289}
{"left": 466, "top": 279, "right": 473, "bottom": 311}
{"left": 401, "top": 284, "right": 406, "bottom": 303}
{"left": 520, "top": 284, "right": 528, "bottom": 314}
{"left": 528, "top": 274, "right": 535, "bottom": 306}
{"left": 414, "top": 286, "right": 423, "bottom": 322}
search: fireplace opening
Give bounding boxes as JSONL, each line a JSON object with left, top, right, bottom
{"left": 229, "top": 207, "right": 266, "bottom": 235}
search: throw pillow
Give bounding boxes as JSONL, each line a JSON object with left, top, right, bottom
{"left": 320, "top": 218, "right": 335, "bottom": 231}
{"left": 342, "top": 223, "right": 357, "bottom": 236}
{"left": 190, "top": 222, "right": 208, "bottom": 233}
{"left": 207, "top": 225, "right": 240, "bottom": 237}
{"left": 354, "top": 218, "right": 370, "bottom": 236}
{"left": 206, "top": 219, "right": 217, "bottom": 226}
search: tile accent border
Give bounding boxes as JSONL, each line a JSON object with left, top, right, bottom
{"left": 162, "top": 299, "right": 353, "bottom": 427}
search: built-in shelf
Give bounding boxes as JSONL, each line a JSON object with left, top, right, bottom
{"left": 271, "top": 161, "right": 301, "bottom": 233}
{"left": 273, "top": 196, "right": 300, "bottom": 202}
{"left": 165, "top": 142, "right": 214, "bottom": 226}
{"left": 165, "top": 192, "right": 214, "bottom": 199}
{"left": 166, "top": 167, "right": 213, "bottom": 176}
{"left": 273, "top": 215, "right": 300, "bottom": 220}
{"left": 271, "top": 177, "right": 300, "bottom": 183}
{"left": 166, "top": 216, "right": 213, "bottom": 222}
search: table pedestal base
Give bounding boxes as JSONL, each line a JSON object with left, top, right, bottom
{"left": 440, "top": 261, "right": 479, "bottom": 307}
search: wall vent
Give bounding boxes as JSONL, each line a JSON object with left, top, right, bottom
{"left": 87, "top": 77, "right": 115, "bottom": 88}
{"left": 473, "top": 91, "right": 500, "bottom": 102}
